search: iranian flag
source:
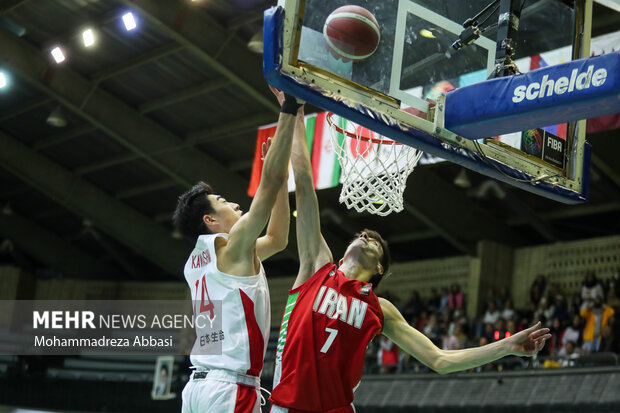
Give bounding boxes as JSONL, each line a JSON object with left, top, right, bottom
{"left": 309, "top": 112, "right": 343, "bottom": 190}
{"left": 247, "top": 112, "right": 344, "bottom": 197}
{"left": 247, "top": 122, "right": 277, "bottom": 197}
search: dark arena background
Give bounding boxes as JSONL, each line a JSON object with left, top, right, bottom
{"left": 1, "top": 0, "right": 620, "bottom": 412}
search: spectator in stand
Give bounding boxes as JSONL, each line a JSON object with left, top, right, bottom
{"left": 530, "top": 275, "right": 547, "bottom": 305}
{"left": 599, "top": 325, "right": 617, "bottom": 353}
{"left": 581, "top": 271, "right": 605, "bottom": 303}
{"left": 535, "top": 297, "right": 555, "bottom": 325}
{"left": 442, "top": 323, "right": 461, "bottom": 350}
{"left": 498, "top": 286, "right": 511, "bottom": 310}
{"left": 441, "top": 306, "right": 455, "bottom": 335}
{"left": 483, "top": 323, "right": 495, "bottom": 344}
{"left": 415, "top": 310, "right": 429, "bottom": 332}
{"left": 438, "top": 286, "right": 450, "bottom": 314}
{"left": 558, "top": 341, "right": 580, "bottom": 367}
{"left": 607, "top": 285, "right": 620, "bottom": 311}
{"left": 485, "top": 288, "right": 500, "bottom": 311}
{"left": 580, "top": 297, "right": 615, "bottom": 353}
{"left": 520, "top": 302, "right": 537, "bottom": 329}
{"left": 608, "top": 270, "right": 620, "bottom": 301}
{"left": 402, "top": 289, "right": 425, "bottom": 322}
{"left": 547, "top": 317, "right": 563, "bottom": 356}
{"left": 453, "top": 322, "right": 468, "bottom": 349}
{"left": 562, "top": 314, "right": 584, "bottom": 354}
{"left": 551, "top": 295, "right": 570, "bottom": 324}
{"left": 377, "top": 336, "right": 400, "bottom": 374}
{"left": 448, "top": 283, "right": 465, "bottom": 317}
{"left": 427, "top": 288, "right": 441, "bottom": 313}
{"left": 506, "top": 320, "right": 518, "bottom": 338}
{"left": 483, "top": 301, "right": 501, "bottom": 325}
{"left": 493, "top": 318, "right": 508, "bottom": 342}
{"left": 501, "top": 299, "right": 516, "bottom": 321}
{"left": 570, "top": 292, "right": 582, "bottom": 316}
{"left": 548, "top": 282, "right": 564, "bottom": 303}
{"left": 423, "top": 313, "right": 441, "bottom": 346}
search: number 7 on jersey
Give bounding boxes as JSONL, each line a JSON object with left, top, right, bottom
{"left": 320, "top": 327, "right": 338, "bottom": 353}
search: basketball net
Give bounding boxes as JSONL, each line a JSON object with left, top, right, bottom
{"left": 326, "top": 112, "right": 423, "bottom": 216}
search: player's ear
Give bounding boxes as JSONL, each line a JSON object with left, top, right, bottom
{"left": 203, "top": 214, "right": 216, "bottom": 229}
{"left": 375, "top": 263, "right": 384, "bottom": 276}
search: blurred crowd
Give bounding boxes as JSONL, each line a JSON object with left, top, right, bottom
{"left": 370, "top": 270, "right": 620, "bottom": 374}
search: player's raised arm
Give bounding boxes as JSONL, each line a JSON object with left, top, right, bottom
{"left": 225, "top": 96, "right": 301, "bottom": 260}
{"left": 380, "top": 298, "right": 551, "bottom": 375}
{"left": 287, "top": 96, "right": 332, "bottom": 288}
{"left": 256, "top": 178, "right": 290, "bottom": 261}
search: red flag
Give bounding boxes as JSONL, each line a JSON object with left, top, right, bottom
{"left": 587, "top": 113, "right": 620, "bottom": 134}
{"left": 247, "top": 124, "right": 277, "bottom": 197}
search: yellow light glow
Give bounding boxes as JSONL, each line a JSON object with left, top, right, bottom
{"left": 292, "top": 210, "right": 298, "bottom": 218}
{"left": 420, "top": 29, "right": 436, "bottom": 39}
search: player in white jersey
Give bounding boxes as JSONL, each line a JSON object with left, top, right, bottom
{"left": 173, "top": 94, "right": 303, "bottom": 413}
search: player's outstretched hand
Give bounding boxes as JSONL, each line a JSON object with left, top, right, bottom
{"left": 269, "top": 86, "right": 285, "bottom": 106}
{"left": 261, "top": 137, "right": 272, "bottom": 161}
{"left": 505, "top": 322, "right": 551, "bottom": 357}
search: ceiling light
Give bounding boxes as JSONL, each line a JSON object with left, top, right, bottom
{"left": 2, "top": 203, "right": 12, "bottom": 215}
{"left": 0, "top": 72, "right": 7, "bottom": 89}
{"left": 46, "top": 106, "right": 68, "bottom": 128}
{"left": 50, "top": 47, "right": 65, "bottom": 63}
{"left": 247, "top": 30, "right": 263, "bottom": 54}
{"left": 82, "top": 28, "right": 95, "bottom": 47}
{"left": 453, "top": 168, "right": 472, "bottom": 188}
{"left": 122, "top": 12, "right": 137, "bottom": 31}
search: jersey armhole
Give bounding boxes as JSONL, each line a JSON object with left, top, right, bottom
{"left": 288, "top": 262, "right": 334, "bottom": 294}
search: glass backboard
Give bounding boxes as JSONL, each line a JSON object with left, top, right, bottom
{"left": 265, "top": 0, "right": 598, "bottom": 203}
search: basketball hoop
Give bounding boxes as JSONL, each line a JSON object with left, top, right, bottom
{"left": 326, "top": 112, "right": 423, "bottom": 216}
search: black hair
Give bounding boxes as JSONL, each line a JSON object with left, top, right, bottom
{"left": 358, "top": 228, "right": 391, "bottom": 291}
{"left": 172, "top": 182, "right": 215, "bottom": 241}
{"left": 160, "top": 364, "right": 169, "bottom": 374}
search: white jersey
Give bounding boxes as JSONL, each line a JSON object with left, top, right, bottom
{"left": 184, "top": 233, "right": 270, "bottom": 377}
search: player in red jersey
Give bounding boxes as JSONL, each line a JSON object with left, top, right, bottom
{"left": 269, "top": 90, "right": 552, "bottom": 413}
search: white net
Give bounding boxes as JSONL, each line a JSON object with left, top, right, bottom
{"left": 326, "top": 113, "right": 423, "bottom": 216}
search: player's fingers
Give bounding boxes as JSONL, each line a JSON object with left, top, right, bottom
{"left": 524, "top": 321, "right": 542, "bottom": 334}
{"left": 261, "top": 138, "right": 273, "bottom": 160}
{"left": 529, "top": 328, "right": 550, "bottom": 339}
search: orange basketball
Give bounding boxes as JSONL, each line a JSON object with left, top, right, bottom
{"left": 323, "top": 5, "right": 380, "bottom": 62}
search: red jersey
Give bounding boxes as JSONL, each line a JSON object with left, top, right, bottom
{"left": 270, "top": 263, "right": 383, "bottom": 412}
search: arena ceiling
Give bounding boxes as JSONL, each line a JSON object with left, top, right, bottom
{"left": 0, "top": 0, "right": 618, "bottom": 282}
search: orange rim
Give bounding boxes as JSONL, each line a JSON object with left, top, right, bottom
{"left": 326, "top": 112, "right": 402, "bottom": 145}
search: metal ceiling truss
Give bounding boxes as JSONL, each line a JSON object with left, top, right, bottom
{"left": 0, "top": 210, "right": 113, "bottom": 278}
{"left": 0, "top": 26, "right": 250, "bottom": 200}
{"left": 0, "top": 129, "right": 189, "bottom": 276}
{"left": 402, "top": 169, "right": 526, "bottom": 253}
{"left": 120, "top": 0, "right": 279, "bottom": 114}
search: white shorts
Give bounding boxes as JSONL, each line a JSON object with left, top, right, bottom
{"left": 270, "top": 404, "right": 356, "bottom": 413}
{"left": 182, "top": 370, "right": 261, "bottom": 413}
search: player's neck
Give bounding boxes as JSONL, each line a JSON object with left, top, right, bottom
{"left": 338, "top": 259, "right": 372, "bottom": 282}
